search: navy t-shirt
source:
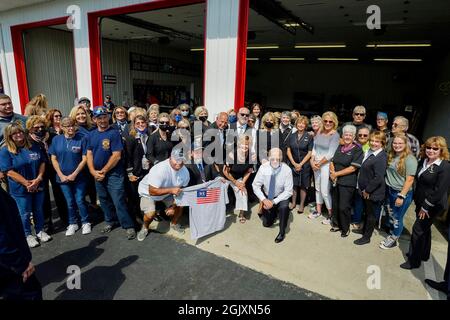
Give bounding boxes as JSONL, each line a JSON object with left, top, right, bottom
{"left": 48, "top": 132, "right": 87, "bottom": 183}
{"left": 87, "top": 127, "right": 123, "bottom": 170}
{"left": 0, "top": 143, "right": 46, "bottom": 196}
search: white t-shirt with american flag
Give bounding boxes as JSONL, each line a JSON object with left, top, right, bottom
{"left": 175, "top": 177, "right": 229, "bottom": 240}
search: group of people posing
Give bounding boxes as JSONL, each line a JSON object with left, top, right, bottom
{"left": 0, "top": 93, "right": 449, "bottom": 284}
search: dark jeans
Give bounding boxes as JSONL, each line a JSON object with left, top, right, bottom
{"left": 95, "top": 169, "right": 134, "bottom": 229}
{"left": 0, "top": 267, "right": 42, "bottom": 300}
{"left": 331, "top": 185, "right": 355, "bottom": 234}
{"left": 60, "top": 179, "right": 89, "bottom": 225}
{"left": 407, "top": 208, "right": 439, "bottom": 267}
{"left": 11, "top": 191, "right": 45, "bottom": 236}
{"left": 260, "top": 199, "right": 290, "bottom": 235}
{"left": 362, "top": 198, "right": 382, "bottom": 240}
{"left": 386, "top": 186, "right": 413, "bottom": 238}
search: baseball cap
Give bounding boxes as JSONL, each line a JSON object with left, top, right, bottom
{"left": 377, "top": 112, "right": 388, "bottom": 120}
{"left": 78, "top": 97, "right": 91, "bottom": 104}
{"left": 92, "top": 106, "right": 109, "bottom": 118}
{"left": 171, "top": 148, "right": 187, "bottom": 163}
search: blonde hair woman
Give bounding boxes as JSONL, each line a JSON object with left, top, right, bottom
{"left": 24, "top": 93, "right": 48, "bottom": 116}
{"left": 48, "top": 117, "right": 91, "bottom": 236}
{"left": 309, "top": 111, "right": 340, "bottom": 224}
{"left": 380, "top": 134, "right": 417, "bottom": 249}
{"left": 0, "top": 123, "right": 50, "bottom": 247}
{"left": 402, "top": 136, "right": 450, "bottom": 269}
{"left": 69, "top": 105, "right": 93, "bottom": 137}
{"left": 257, "top": 112, "right": 280, "bottom": 164}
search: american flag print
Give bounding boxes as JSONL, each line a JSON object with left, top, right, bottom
{"left": 196, "top": 187, "right": 221, "bottom": 204}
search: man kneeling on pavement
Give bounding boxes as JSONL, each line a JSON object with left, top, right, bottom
{"left": 137, "top": 149, "right": 190, "bottom": 241}
{"left": 252, "top": 148, "right": 293, "bottom": 243}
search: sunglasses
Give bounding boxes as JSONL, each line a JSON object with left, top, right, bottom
{"left": 354, "top": 113, "right": 365, "bottom": 116}
{"left": 240, "top": 113, "right": 249, "bottom": 117}
{"left": 426, "top": 146, "right": 440, "bottom": 151}
{"left": 323, "top": 120, "right": 334, "bottom": 124}
{"left": 247, "top": 119, "right": 255, "bottom": 123}
{"left": 33, "top": 126, "right": 45, "bottom": 130}
{"left": 358, "top": 134, "right": 368, "bottom": 137}
{"left": 159, "top": 121, "right": 169, "bottom": 125}
{"left": 54, "top": 114, "right": 62, "bottom": 118}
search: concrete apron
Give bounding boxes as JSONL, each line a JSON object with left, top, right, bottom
{"left": 152, "top": 204, "right": 448, "bottom": 300}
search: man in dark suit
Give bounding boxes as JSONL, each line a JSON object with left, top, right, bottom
{"left": 203, "top": 112, "right": 228, "bottom": 165}
{"left": 186, "top": 143, "right": 209, "bottom": 186}
{"left": 0, "top": 188, "right": 42, "bottom": 300}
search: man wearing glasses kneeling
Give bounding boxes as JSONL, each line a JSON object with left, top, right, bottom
{"left": 252, "top": 148, "right": 293, "bottom": 243}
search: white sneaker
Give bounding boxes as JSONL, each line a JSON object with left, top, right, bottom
{"left": 81, "top": 223, "right": 92, "bottom": 235}
{"left": 321, "top": 218, "right": 331, "bottom": 225}
{"left": 26, "top": 235, "right": 40, "bottom": 248}
{"left": 65, "top": 224, "right": 79, "bottom": 236}
{"left": 37, "top": 230, "right": 52, "bottom": 242}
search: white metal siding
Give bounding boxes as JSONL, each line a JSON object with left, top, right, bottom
{"left": 23, "top": 27, "right": 77, "bottom": 116}
{"left": 204, "top": 0, "right": 240, "bottom": 118}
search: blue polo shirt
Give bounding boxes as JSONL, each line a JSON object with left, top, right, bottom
{"left": 48, "top": 132, "right": 87, "bottom": 183}
{"left": 0, "top": 143, "right": 46, "bottom": 196}
{"left": 87, "top": 126, "right": 123, "bottom": 171}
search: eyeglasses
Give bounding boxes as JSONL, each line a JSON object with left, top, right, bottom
{"left": 392, "top": 123, "right": 402, "bottom": 128}
{"left": 269, "top": 157, "right": 281, "bottom": 162}
{"left": 240, "top": 113, "right": 249, "bottom": 117}
{"left": 426, "top": 146, "right": 440, "bottom": 151}
{"left": 62, "top": 125, "right": 75, "bottom": 128}
{"left": 358, "top": 134, "right": 368, "bottom": 137}
{"left": 247, "top": 119, "right": 255, "bottom": 123}
{"left": 354, "top": 113, "right": 365, "bottom": 116}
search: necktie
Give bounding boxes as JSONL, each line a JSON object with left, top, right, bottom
{"left": 197, "top": 163, "right": 206, "bottom": 182}
{"left": 268, "top": 173, "right": 276, "bottom": 200}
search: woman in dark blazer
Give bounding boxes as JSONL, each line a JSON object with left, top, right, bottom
{"left": 125, "top": 115, "right": 151, "bottom": 222}
{"left": 354, "top": 130, "right": 388, "bottom": 245}
{"left": 146, "top": 113, "right": 174, "bottom": 166}
{"left": 401, "top": 136, "right": 450, "bottom": 269}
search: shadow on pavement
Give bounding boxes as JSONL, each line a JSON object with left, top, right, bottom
{"left": 35, "top": 237, "right": 108, "bottom": 288}
{"left": 53, "top": 255, "right": 139, "bottom": 300}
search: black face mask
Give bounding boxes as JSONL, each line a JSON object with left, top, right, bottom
{"left": 199, "top": 116, "right": 208, "bottom": 122}
{"left": 34, "top": 130, "right": 47, "bottom": 138}
{"left": 265, "top": 122, "right": 274, "bottom": 129}
{"left": 159, "top": 125, "right": 169, "bottom": 131}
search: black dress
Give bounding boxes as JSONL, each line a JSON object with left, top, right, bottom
{"left": 287, "top": 131, "right": 313, "bottom": 188}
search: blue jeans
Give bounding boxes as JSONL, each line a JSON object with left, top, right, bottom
{"left": 95, "top": 168, "right": 134, "bottom": 229}
{"left": 352, "top": 192, "right": 364, "bottom": 224}
{"left": 387, "top": 186, "right": 413, "bottom": 238}
{"left": 11, "top": 191, "right": 45, "bottom": 236}
{"left": 60, "top": 179, "right": 89, "bottom": 225}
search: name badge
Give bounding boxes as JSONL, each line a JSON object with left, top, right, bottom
{"left": 71, "top": 146, "right": 81, "bottom": 153}
{"left": 29, "top": 152, "right": 40, "bottom": 161}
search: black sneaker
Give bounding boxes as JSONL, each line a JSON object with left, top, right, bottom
{"left": 354, "top": 237, "right": 370, "bottom": 245}
{"left": 424, "top": 279, "right": 448, "bottom": 294}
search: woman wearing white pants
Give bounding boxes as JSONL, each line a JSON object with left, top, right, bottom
{"left": 309, "top": 111, "right": 340, "bottom": 225}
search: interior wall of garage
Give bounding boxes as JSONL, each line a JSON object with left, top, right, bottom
{"left": 246, "top": 61, "right": 432, "bottom": 113}
{"left": 101, "top": 38, "right": 203, "bottom": 107}
{"left": 423, "top": 53, "right": 450, "bottom": 143}
{"left": 23, "top": 27, "right": 77, "bottom": 116}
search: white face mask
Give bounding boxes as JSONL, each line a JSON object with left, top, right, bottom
{"left": 181, "top": 111, "right": 189, "bottom": 117}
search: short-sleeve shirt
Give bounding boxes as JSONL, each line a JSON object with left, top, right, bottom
{"left": 87, "top": 127, "right": 123, "bottom": 171}
{"left": 385, "top": 154, "right": 418, "bottom": 191}
{"left": 48, "top": 132, "right": 87, "bottom": 183}
{"left": 331, "top": 144, "right": 364, "bottom": 187}
{"left": 138, "top": 159, "right": 190, "bottom": 201}
{"left": 0, "top": 143, "right": 46, "bottom": 196}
